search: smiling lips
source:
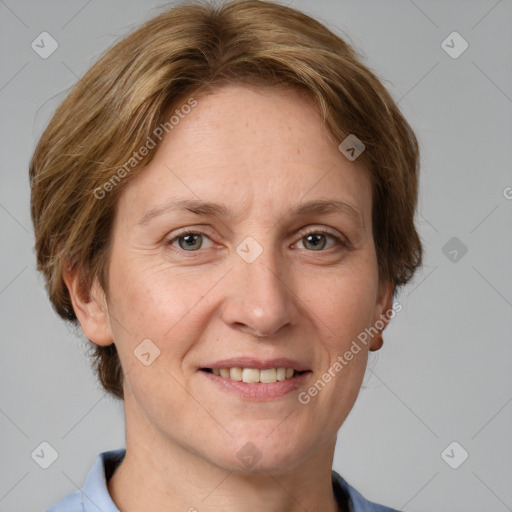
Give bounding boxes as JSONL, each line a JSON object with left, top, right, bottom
{"left": 201, "top": 368, "right": 310, "bottom": 400}
{"left": 201, "top": 357, "right": 310, "bottom": 385}
{"left": 207, "top": 367, "right": 297, "bottom": 383}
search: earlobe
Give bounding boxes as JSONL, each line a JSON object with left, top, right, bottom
{"left": 370, "top": 281, "right": 395, "bottom": 351}
{"left": 63, "top": 267, "right": 114, "bottom": 346}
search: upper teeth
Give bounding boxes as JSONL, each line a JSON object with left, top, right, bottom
{"left": 212, "top": 367, "right": 295, "bottom": 383}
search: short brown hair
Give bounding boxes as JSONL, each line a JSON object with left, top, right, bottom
{"left": 30, "top": 0, "right": 422, "bottom": 400}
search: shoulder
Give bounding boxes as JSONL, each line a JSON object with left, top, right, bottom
{"left": 43, "top": 449, "right": 125, "bottom": 512}
{"left": 44, "top": 490, "right": 84, "bottom": 512}
{"left": 332, "top": 470, "right": 400, "bottom": 512}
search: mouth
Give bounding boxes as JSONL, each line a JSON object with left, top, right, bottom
{"left": 198, "top": 358, "right": 311, "bottom": 400}
{"left": 200, "top": 367, "right": 308, "bottom": 384}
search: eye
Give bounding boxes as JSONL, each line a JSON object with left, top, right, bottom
{"left": 295, "top": 229, "right": 346, "bottom": 251}
{"left": 167, "top": 231, "right": 214, "bottom": 252}
{"left": 166, "top": 228, "right": 347, "bottom": 254}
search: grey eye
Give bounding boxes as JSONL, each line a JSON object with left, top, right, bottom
{"left": 177, "top": 233, "right": 203, "bottom": 251}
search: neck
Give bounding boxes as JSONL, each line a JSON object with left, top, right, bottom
{"left": 108, "top": 399, "right": 344, "bottom": 512}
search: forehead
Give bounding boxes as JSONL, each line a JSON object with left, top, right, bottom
{"left": 117, "top": 84, "right": 372, "bottom": 225}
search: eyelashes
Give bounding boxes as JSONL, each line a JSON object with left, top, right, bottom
{"left": 294, "top": 228, "right": 348, "bottom": 251}
{"left": 165, "top": 227, "right": 348, "bottom": 255}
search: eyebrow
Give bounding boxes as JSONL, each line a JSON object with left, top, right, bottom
{"left": 138, "top": 198, "right": 364, "bottom": 229}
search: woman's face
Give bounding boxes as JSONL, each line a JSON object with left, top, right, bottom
{"left": 95, "top": 85, "right": 392, "bottom": 472}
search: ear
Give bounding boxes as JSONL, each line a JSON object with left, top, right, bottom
{"left": 63, "top": 267, "right": 114, "bottom": 346}
{"left": 370, "top": 279, "right": 395, "bottom": 351}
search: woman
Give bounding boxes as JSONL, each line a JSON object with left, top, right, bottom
{"left": 30, "top": 1, "right": 421, "bottom": 510}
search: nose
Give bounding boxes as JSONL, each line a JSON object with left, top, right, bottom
{"left": 221, "top": 248, "right": 300, "bottom": 339}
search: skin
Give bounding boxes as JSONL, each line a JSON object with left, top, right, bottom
{"left": 65, "top": 84, "right": 393, "bottom": 512}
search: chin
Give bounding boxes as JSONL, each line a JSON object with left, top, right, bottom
{"left": 211, "top": 447, "right": 308, "bottom": 475}
{"left": 197, "top": 425, "right": 319, "bottom": 475}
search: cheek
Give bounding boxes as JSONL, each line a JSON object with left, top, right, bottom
{"left": 105, "top": 254, "right": 226, "bottom": 362}
{"left": 298, "top": 269, "right": 376, "bottom": 433}
{"left": 306, "top": 256, "right": 379, "bottom": 351}
{"left": 297, "top": 253, "right": 378, "bottom": 415}
{"left": 104, "top": 260, "right": 205, "bottom": 407}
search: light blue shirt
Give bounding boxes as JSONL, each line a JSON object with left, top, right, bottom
{"left": 45, "top": 449, "right": 399, "bottom": 512}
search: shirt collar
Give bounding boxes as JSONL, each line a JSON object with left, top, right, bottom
{"left": 79, "top": 449, "right": 125, "bottom": 511}
{"left": 73, "top": 449, "right": 393, "bottom": 512}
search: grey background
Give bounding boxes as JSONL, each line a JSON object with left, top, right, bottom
{"left": 1, "top": 0, "right": 511, "bottom": 510}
